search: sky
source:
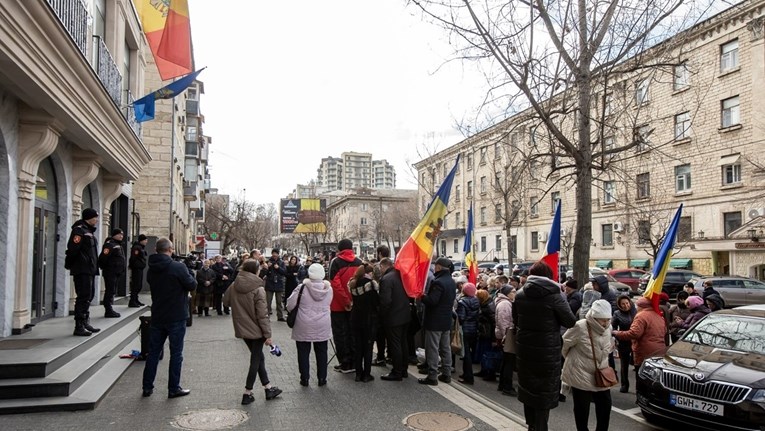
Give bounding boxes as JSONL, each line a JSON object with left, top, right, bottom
{"left": 187, "top": 0, "right": 489, "bottom": 205}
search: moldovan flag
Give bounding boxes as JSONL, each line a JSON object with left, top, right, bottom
{"left": 137, "top": 0, "right": 192, "bottom": 81}
{"left": 395, "top": 156, "right": 460, "bottom": 298}
{"left": 464, "top": 203, "right": 477, "bottom": 284}
{"left": 643, "top": 204, "right": 684, "bottom": 315}
{"left": 540, "top": 201, "right": 561, "bottom": 282}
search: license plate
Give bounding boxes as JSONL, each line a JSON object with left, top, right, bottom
{"left": 669, "top": 394, "right": 724, "bottom": 417}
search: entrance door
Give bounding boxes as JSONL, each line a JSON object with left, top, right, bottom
{"left": 31, "top": 207, "right": 57, "bottom": 321}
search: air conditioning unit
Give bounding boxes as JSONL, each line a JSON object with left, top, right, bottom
{"left": 748, "top": 208, "right": 765, "bottom": 220}
{"left": 613, "top": 222, "right": 624, "bottom": 232}
{"left": 540, "top": 232, "right": 549, "bottom": 242}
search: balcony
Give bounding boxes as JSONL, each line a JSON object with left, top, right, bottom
{"left": 47, "top": 0, "right": 88, "bottom": 56}
{"left": 183, "top": 182, "right": 198, "bottom": 202}
{"left": 186, "top": 99, "right": 200, "bottom": 116}
{"left": 92, "top": 35, "right": 122, "bottom": 106}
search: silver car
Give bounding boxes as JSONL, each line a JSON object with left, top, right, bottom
{"left": 691, "top": 276, "right": 765, "bottom": 307}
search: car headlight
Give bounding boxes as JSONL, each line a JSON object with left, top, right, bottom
{"left": 639, "top": 361, "right": 661, "bottom": 381}
{"left": 754, "top": 389, "right": 765, "bottom": 403}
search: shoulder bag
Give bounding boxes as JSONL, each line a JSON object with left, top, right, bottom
{"left": 587, "top": 324, "right": 619, "bottom": 388}
{"left": 286, "top": 285, "right": 305, "bottom": 329}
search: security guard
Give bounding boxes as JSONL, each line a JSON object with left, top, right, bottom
{"left": 128, "top": 234, "right": 148, "bottom": 307}
{"left": 65, "top": 208, "right": 101, "bottom": 336}
{"left": 99, "top": 228, "right": 126, "bottom": 318}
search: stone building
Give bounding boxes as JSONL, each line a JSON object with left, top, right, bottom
{"left": 415, "top": 0, "right": 765, "bottom": 279}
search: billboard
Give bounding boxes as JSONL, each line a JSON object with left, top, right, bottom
{"left": 281, "top": 198, "right": 327, "bottom": 234}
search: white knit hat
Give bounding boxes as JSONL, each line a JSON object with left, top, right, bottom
{"left": 589, "top": 299, "right": 612, "bottom": 319}
{"left": 308, "top": 263, "right": 325, "bottom": 281}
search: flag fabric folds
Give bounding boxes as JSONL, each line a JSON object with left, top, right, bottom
{"left": 643, "top": 204, "right": 684, "bottom": 315}
{"left": 137, "top": 0, "right": 192, "bottom": 81}
{"left": 133, "top": 68, "right": 204, "bottom": 122}
{"left": 540, "top": 201, "right": 561, "bottom": 282}
{"left": 395, "top": 156, "right": 460, "bottom": 298}
{"left": 463, "top": 203, "right": 477, "bottom": 284}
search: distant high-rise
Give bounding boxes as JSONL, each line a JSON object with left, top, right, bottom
{"left": 315, "top": 152, "right": 396, "bottom": 192}
{"left": 342, "top": 152, "right": 373, "bottom": 190}
{"left": 372, "top": 159, "right": 396, "bottom": 189}
{"left": 317, "top": 156, "right": 343, "bottom": 192}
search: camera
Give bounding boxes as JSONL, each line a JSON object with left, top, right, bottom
{"left": 269, "top": 344, "right": 282, "bottom": 357}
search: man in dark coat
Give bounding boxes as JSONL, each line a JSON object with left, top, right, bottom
{"left": 701, "top": 280, "right": 726, "bottom": 308}
{"left": 513, "top": 261, "right": 576, "bottom": 431}
{"left": 563, "top": 279, "right": 582, "bottom": 316}
{"left": 591, "top": 274, "right": 618, "bottom": 312}
{"left": 211, "top": 256, "right": 234, "bottom": 315}
{"left": 99, "top": 228, "right": 126, "bottom": 318}
{"left": 378, "top": 258, "right": 411, "bottom": 381}
{"left": 66, "top": 208, "right": 101, "bottom": 336}
{"left": 142, "top": 238, "right": 197, "bottom": 398}
{"left": 128, "top": 234, "right": 148, "bottom": 307}
{"left": 418, "top": 257, "right": 457, "bottom": 386}
{"left": 265, "top": 249, "right": 287, "bottom": 321}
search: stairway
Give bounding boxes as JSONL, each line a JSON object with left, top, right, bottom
{"left": 0, "top": 304, "right": 147, "bottom": 414}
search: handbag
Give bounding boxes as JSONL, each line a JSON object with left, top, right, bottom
{"left": 286, "top": 285, "right": 305, "bottom": 329}
{"left": 450, "top": 317, "right": 463, "bottom": 353}
{"left": 587, "top": 324, "right": 619, "bottom": 388}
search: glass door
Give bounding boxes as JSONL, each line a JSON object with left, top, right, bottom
{"left": 31, "top": 207, "right": 57, "bottom": 321}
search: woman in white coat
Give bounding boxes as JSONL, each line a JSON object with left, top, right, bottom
{"left": 286, "top": 263, "right": 333, "bottom": 387}
{"left": 562, "top": 299, "right": 615, "bottom": 431}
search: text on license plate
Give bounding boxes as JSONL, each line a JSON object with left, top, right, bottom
{"left": 669, "top": 394, "right": 724, "bottom": 417}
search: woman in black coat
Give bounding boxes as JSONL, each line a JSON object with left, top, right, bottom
{"left": 283, "top": 256, "right": 300, "bottom": 309}
{"left": 611, "top": 294, "right": 636, "bottom": 393}
{"left": 195, "top": 259, "right": 217, "bottom": 316}
{"left": 512, "top": 262, "right": 577, "bottom": 431}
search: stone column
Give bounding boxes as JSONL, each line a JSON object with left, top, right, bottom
{"left": 12, "top": 108, "right": 62, "bottom": 334}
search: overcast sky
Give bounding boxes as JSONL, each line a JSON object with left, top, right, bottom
{"left": 187, "top": 0, "right": 488, "bottom": 205}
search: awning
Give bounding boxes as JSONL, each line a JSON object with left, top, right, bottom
{"left": 629, "top": 259, "right": 650, "bottom": 268}
{"left": 717, "top": 153, "right": 740, "bottom": 166}
{"left": 669, "top": 258, "right": 693, "bottom": 269}
{"left": 595, "top": 259, "right": 613, "bottom": 269}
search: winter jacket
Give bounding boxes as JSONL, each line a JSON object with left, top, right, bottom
{"left": 223, "top": 271, "right": 271, "bottom": 340}
{"left": 265, "top": 257, "right": 286, "bottom": 292}
{"left": 566, "top": 290, "right": 583, "bottom": 317}
{"left": 296, "top": 264, "right": 310, "bottom": 282}
{"left": 212, "top": 261, "right": 234, "bottom": 293}
{"left": 562, "top": 316, "right": 614, "bottom": 392}
{"left": 349, "top": 277, "right": 380, "bottom": 327}
{"left": 328, "top": 250, "right": 362, "bottom": 312}
{"left": 673, "top": 304, "right": 711, "bottom": 330}
{"left": 702, "top": 286, "right": 726, "bottom": 308}
{"left": 613, "top": 307, "right": 667, "bottom": 365}
{"left": 457, "top": 296, "right": 480, "bottom": 336}
{"left": 378, "top": 267, "right": 411, "bottom": 328}
{"left": 705, "top": 293, "right": 725, "bottom": 312}
{"left": 98, "top": 237, "right": 126, "bottom": 275}
{"left": 146, "top": 253, "right": 197, "bottom": 325}
{"left": 65, "top": 220, "right": 99, "bottom": 276}
{"left": 512, "top": 275, "right": 577, "bottom": 409}
{"left": 477, "top": 299, "right": 496, "bottom": 340}
{"left": 667, "top": 303, "right": 691, "bottom": 338}
{"left": 195, "top": 267, "right": 217, "bottom": 295}
{"left": 494, "top": 293, "right": 514, "bottom": 353}
{"left": 611, "top": 296, "right": 636, "bottom": 352}
{"left": 287, "top": 278, "right": 333, "bottom": 342}
{"left": 593, "top": 276, "right": 618, "bottom": 312}
{"left": 128, "top": 242, "right": 147, "bottom": 270}
{"left": 579, "top": 288, "right": 601, "bottom": 319}
{"left": 421, "top": 269, "right": 457, "bottom": 332}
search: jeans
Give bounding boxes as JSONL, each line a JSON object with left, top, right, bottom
{"left": 73, "top": 274, "right": 96, "bottom": 317}
{"left": 424, "top": 330, "right": 451, "bottom": 380}
{"left": 331, "top": 311, "right": 354, "bottom": 366}
{"left": 266, "top": 291, "right": 284, "bottom": 319}
{"left": 243, "top": 338, "right": 270, "bottom": 390}
{"left": 523, "top": 404, "right": 550, "bottom": 431}
{"left": 142, "top": 319, "right": 187, "bottom": 393}
{"left": 385, "top": 324, "right": 409, "bottom": 377}
{"left": 102, "top": 271, "right": 118, "bottom": 311}
{"left": 461, "top": 332, "right": 477, "bottom": 382}
{"left": 572, "top": 387, "right": 612, "bottom": 431}
{"left": 296, "top": 340, "right": 328, "bottom": 383}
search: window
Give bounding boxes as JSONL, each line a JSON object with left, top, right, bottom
{"left": 720, "top": 39, "right": 739, "bottom": 72}
{"left": 551, "top": 191, "right": 561, "bottom": 212}
{"left": 604, "top": 93, "right": 614, "bottom": 116}
{"left": 634, "top": 125, "right": 651, "bottom": 152}
{"left": 529, "top": 126, "right": 538, "bottom": 147}
{"left": 723, "top": 212, "right": 742, "bottom": 238}
{"left": 495, "top": 172, "right": 501, "bottom": 189}
{"left": 510, "top": 132, "right": 520, "bottom": 149}
{"left": 678, "top": 216, "right": 692, "bottom": 242}
{"left": 443, "top": 163, "right": 449, "bottom": 178}
{"left": 455, "top": 185, "right": 461, "bottom": 201}
{"left": 604, "top": 181, "right": 616, "bottom": 204}
{"left": 443, "top": 215, "right": 448, "bottom": 229}
{"left": 480, "top": 176, "right": 487, "bottom": 194}
{"left": 638, "top": 220, "right": 651, "bottom": 244}
{"left": 604, "top": 136, "right": 615, "bottom": 151}
{"left": 602, "top": 224, "right": 613, "bottom": 247}
{"left": 480, "top": 147, "right": 487, "bottom": 164}
{"left": 721, "top": 96, "right": 740, "bottom": 128}
{"left": 635, "top": 79, "right": 649, "bottom": 104}
{"left": 511, "top": 235, "right": 518, "bottom": 259}
{"left": 440, "top": 240, "right": 446, "bottom": 256}
{"left": 186, "top": 126, "right": 198, "bottom": 142}
{"left": 480, "top": 206, "right": 487, "bottom": 224}
{"left": 495, "top": 235, "right": 502, "bottom": 251}
{"left": 361, "top": 203, "right": 368, "bottom": 211}
{"left": 495, "top": 203, "right": 502, "bottom": 222}
{"left": 637, "top": 173, "right": 650, "bottom": 199}
{"left": 360, "top": 217, "right": 367, "bottom": 225}
{"left": 723, "top": 163, "right": 741, "bottom": 185}
{"left": 453, "top": 239, "right": 459, "bottom": 253}
{"left": 674, "top": 112, "right": 691, "bottom": 140}
{"left": 531, "top": 232, "right": 539, "bottom": 251}
{"left": 480, "top": 236, "right": 487, "bottom": 252}
{"left": 435, "top": 163, "right": 442, "bottom": 182}
{"left": 530, "top": 196, "right": 539, "bottom": 216}
{"left": 675, "top": 164, "right": 691, "bottom": 192}
{"left": 467, "top": 181, "right": 473, "bottom": 198}
{"left": 455, "top": 212, "right": 461, "bottom": 227}
{"left": 494, "top": 142, "right": 501, "bottom": 159}
{"left": 674, "top": 62, "right": 689, "bottom": 90}
{"left": 467, "top": 153, "right": 473, "bottom": 170}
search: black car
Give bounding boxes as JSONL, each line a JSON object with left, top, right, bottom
{"left": 512, "top": 261, "right": 534, "bottom": 275}
{"left": 638, "top": 269, "right": 702, "bottom": 298}
{"left": 636, "top": 305, "right": 765, "bottom": 431}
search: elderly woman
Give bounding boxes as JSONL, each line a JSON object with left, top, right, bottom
{"left": 195, "top": 259, "right": 216, "bottom": 316}
{"left": 287, "top": 263, "right": 333, "bottom": 387}
{"left": 612, "top": 297, "right": 667, "bottom": 383}
{"left": 671, "top": 295, "right": 710, "bottom": 334}
{"left": 495, "top": 284, "right": 517, "bottom": 396}
{"left": 562, "top": 299, "right": 615, "bottom": 431}
{"left": 457, "top": 282, "right": 480, "bottom": 384}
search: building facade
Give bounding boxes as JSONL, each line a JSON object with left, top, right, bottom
{"left": 372, "top": 159, "right": 396, "bottom": 189}
{"left": 315, "top": 152, "right": 397, "bottom": 193}
{"left": 317, "top": 156, "right": 343, "bottom": 192}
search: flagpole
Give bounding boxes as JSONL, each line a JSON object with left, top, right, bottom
{"left": 169, "top": 78, "right": 177, "bottom": 242}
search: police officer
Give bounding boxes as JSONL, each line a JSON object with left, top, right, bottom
{"left": 99, "top": 228, "right": 126, "bottom": 318}
{"left": 129, "top": 234, "right": 148, "bottom": 307}
{"left": 66, "top": 208, "right": 101, "bottom": 336}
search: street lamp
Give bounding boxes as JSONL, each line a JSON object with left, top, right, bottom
{"left": 748, "top": 229, "right": 763, "bottom": 242}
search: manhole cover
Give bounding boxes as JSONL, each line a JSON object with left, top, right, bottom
{"left": 404, "top": 411, "right": 473, "bottom": 431}
{"left": 172, "top": 409, "right": 249, "bottom": 430}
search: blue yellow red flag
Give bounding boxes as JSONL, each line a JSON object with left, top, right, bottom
{"left": 464, "top": 203, "right": 477, "bottom": 284}
{"left": 643, "top": 204, "right": 684, "bottom": 314}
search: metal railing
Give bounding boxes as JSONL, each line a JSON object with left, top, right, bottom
{"left": 46, "top": 0, "right": 88, "bottom": 56}
{"left": 93, "top": 35, "right": 122, "bottom": 106}
{"left": 123, "top": 90, "right": 142, "bottom": 137}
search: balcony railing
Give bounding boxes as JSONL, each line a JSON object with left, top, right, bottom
{"left": 123, "top": 90, "right": 142, "bottom": 137}
{"left": 46, "top": 0, "right": 88, "bottom": 56}
{"left": 183, "top": 182, "right": 198, "bottom": 202}
{"left": 186, "top": 99, "right": 200, "bottom": 116}
{"left": 93, "top": 35, "right": 122, "bottom": 106}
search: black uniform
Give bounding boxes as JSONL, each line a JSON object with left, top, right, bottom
{"left": 65, "top": 220, "right": 99, "bottom": 321}
{"left": 98, "top": 237, "right": 126, "bottom": 313}
{"left": 129, "top": 242, "right": 147, "bottom": 305}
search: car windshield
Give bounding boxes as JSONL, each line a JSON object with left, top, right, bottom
{"left": 683, "top": 314, "right": 765, "bottom": 355}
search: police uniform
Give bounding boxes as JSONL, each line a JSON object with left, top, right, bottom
{"left": 65, "top": 208, "right": 101, "bottom": 336}
{"left": 128, "top": 235, "right": 148, "bottom": 307}
{"left": 99, "top": 229, "right": 126, "bottom": 317}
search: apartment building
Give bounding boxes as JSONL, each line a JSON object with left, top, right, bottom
{"left": 373, "top": 159, "right": 396, "bottom": 189}
{"left": 317, "top": 156, "right": 343, "bottom": 192}
{"left": 316, "top": 153, "right": 397, "bottom": 192}
{"left": 416, "top": 0, "right": 765, "bottom": 280}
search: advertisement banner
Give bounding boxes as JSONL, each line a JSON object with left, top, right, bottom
{"left": 281, "top": 198, "right": 327, "bottom": 234}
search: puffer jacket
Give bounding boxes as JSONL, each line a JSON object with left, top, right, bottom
{"left": 223, "top": 271, "right": 271, "bottom": 340}
{"left": 674, "top": 304, "right": 711, "bottom": 330}
{"left": 457, "top": 296, "right": 480, "bottom": 336}
{"left": 562, "top": 316, "right": 614, "bottom": 392}
{"left": 287, "top": 278, "right": 333, "bottom": 342}
{"left": 421, "top": 269, "right": 457, "bottom": 331}
{"left": 512, "top": 275, "right": 577, "bottom": 409}
{"left": 494, "top": 293, "right": 514, "bottom": 353}
{"left": 668, "top": 303, "right": 691, "bottom": 338}
{"left": 614, "top": 307, "right": 666, "bottom": 365}
{"left": 593, "top": 275, "right": 618, "bottom": 312}
{"left": 611, "top": 295, "right": 636, "bottom": 352}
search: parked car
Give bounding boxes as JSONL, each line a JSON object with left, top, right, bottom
{"left": 478, "top": 262, "right": 498, "bottom": 271}
{"left": 636, "top": 305, "right": 765, "bottom": 430}
{"left": 608, "top": 268, "right": 648, "bottom": 296}
{"left": 638, "top": 269, "right": 703, "bottom": 298}
{"left": 451, "top": 261, "right": 465, "bottom": 272}
{"left": 690, "top": 276, "right": 765, "bottom": 307}
{"left": 512, "top": 261, "right": 535, "bottom": 275}
{"left": 567, "top": 267, "right": 632, "bottom": 296}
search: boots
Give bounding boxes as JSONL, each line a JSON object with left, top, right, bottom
{"left": 73, "top": 317, "right": 92, "bottom": 337}
{"left": 204, "top": 307, "right": 210, "bottom": 317}
{"left": 128, "top": 294, "right": 141, "bottom": 308}
{"left": 83, "top": 312, "right": 101, "bottom": 333}
{"left": 197, "top": 306, "right": 203, "bottom": 317}
{"left": 104, "top": 308, "right": 121, "bottom": 318}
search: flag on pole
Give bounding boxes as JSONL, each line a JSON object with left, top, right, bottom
{"left": 540, "top": 201, "right": 561, "bottom": 282}
{"left": 137, "top": 0, "right": 192, "bottom": 81}
{"left": 643, "top": 204, "right": 684, "bottom": 315}
{"left": 464, "top": 203, "right": 477, "bottom": 284}
{"left": 395, "top": 156, "right": 460, "bottom": 298}
{"left": 133, "top": 68, "right": 205, "bottom": 122}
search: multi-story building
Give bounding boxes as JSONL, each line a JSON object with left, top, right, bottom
{"left": 0, "top": 0, "right": 151, "bottom": 336}
{"left": 416, "top": 0, "right": 765, "bottom": 280}
{"left": 372, "top": 159, "right": 396, "bottom": 189}
{"left": 341, "top": 151, "right": 373, "bottom": 191}
{"left": 317, "top": 156, "right": 343, "bottom": 192}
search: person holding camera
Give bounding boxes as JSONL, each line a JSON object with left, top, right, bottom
{"left": 265, "top": 249, "right": 287, "bottom": 321}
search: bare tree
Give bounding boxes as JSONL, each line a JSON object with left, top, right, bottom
{"left": 560, "top": 223, "right": 575, "bottom": 265}
{"left": 202, "top": 198, "right": 278, "bottom": 252}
